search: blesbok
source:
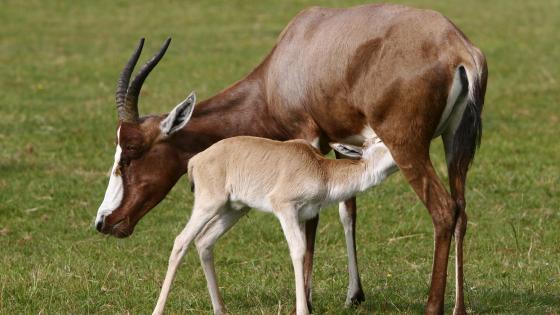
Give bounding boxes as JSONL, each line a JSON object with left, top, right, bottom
{"left": 153, "top": 136, "right": 398, "bottom": 315}
{"left": 95, "top": 3, "right": 487, "bottom": 314}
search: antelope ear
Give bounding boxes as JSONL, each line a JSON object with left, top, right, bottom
{"left": 160, "top": 92, "right": 196, "bottom": 136}
{"left": 330, "top": 143, "right": 363, "bottom": 158}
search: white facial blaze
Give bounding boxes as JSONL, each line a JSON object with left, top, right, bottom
{"left": 95, "top": 128, "right": 124, "bottom": 226}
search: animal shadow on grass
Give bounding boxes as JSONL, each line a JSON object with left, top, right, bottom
{"left": 222, "top": 287, "right": 290, "bottom": 314}
{"left": 326, "top": 288, "right": 560, "bottom": 314}
{"left": 224, "top": 287, "right": 427, "bottom": 314}
{"left": 468, "top": 288, "right": 560, "bottom": 313}
{"left": 358, "top": 288, "right": 560, "bottom": 314}
{"left": 182, "top": 285, "right": 559, "bottom": 314}
{"left": 355, "top": 291, "right": 427, "bottom": 314}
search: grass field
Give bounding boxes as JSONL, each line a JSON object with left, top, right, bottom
{"left": 1, "top": 0, "right": 559, "bottom": 314}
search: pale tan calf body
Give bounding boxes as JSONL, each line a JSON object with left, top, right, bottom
{"left": 153, "top": 136, "right": 397, "bottom": 315}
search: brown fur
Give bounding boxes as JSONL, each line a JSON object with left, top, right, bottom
{"left": 98, "top": 4, "right": 487, "bottom": 314}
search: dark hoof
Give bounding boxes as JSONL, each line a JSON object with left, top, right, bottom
{"left": 345, "top": 290, "right": 365, "bottom": 307}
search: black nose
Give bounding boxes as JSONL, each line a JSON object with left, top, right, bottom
{"left": 96, "top": 216, "right": 104, "bottom": 232}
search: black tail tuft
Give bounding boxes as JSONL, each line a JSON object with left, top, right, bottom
{"left": 450, "top": 66, "right": 485, "bottom": 181}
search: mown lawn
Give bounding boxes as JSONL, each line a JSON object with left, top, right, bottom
{"left": 1, "top": 0, "right": 558, "bottom": 314}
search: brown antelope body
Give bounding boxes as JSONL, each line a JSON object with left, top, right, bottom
{"left": 95, "top": 4, "right": 487, "bottom": 314}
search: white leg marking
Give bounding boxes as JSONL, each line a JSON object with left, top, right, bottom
{"left": 95, "top": 127, "right": 123, "bottom": 226}
{"left": 338, "top": 201, "right": 362, "bottom": 305}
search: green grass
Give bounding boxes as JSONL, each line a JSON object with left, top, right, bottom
{"left": 1, "top": 0, "right": 559, "bottom": 314}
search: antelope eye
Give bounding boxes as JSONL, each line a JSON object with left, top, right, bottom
{"left": 119, "top": 158, "right": 131, "bottom": 167}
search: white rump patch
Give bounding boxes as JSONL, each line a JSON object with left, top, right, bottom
{"left": 95, "top": 128, "right": 124, "bottom": 226}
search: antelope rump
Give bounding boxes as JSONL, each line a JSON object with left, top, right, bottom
{"left": 94, "top": 3, "right": 487, "bottom": 314}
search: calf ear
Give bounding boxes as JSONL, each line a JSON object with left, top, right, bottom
{"left": 330, "top": 143, "right": 363, "bottom": 158}
{"left": 160, "top": 92, "right": 196, "bottom": 136}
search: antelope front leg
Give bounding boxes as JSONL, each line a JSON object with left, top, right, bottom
{"left": 153, "top": 203, "right": 223, "bottom": 315}
{"left": 338, "top": 198, "right": 365, "bottom": 306}
{"left": 276, "top": 207, "right": 309, "bottom": 315}
{"left": 334, "top": 151, "right": 365, "bottom": 306}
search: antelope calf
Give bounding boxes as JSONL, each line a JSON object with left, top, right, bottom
{"left": 153, "top": 134, "right": 397, "bottom": 315}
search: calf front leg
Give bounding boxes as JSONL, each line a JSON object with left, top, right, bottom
{"left": 276, "top": 206, "right": 309, "bottom": 315}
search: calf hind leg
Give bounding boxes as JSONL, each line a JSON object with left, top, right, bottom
{"left": 152, "top": 199, "right": 226, "bottom": 315}
{"left": 195, "top": 208, "right": 250, "bottom": 315}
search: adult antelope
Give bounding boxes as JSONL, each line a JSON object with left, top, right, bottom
{"left": 95, "top": 4, "right": 487, "bottom": 314}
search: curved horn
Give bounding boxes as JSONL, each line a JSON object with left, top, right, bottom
{"left": 116, "top": 38, "right": 145, "bottom": 122}
{"left": 124, "top": 37, "right": 172, "bottom": 122}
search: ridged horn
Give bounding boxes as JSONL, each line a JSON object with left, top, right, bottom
{"left": 116, "top": 38, "right": 145, "bottom": 122}
{"left": 123, "top": 37, "right": 172, "bottom": 122}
